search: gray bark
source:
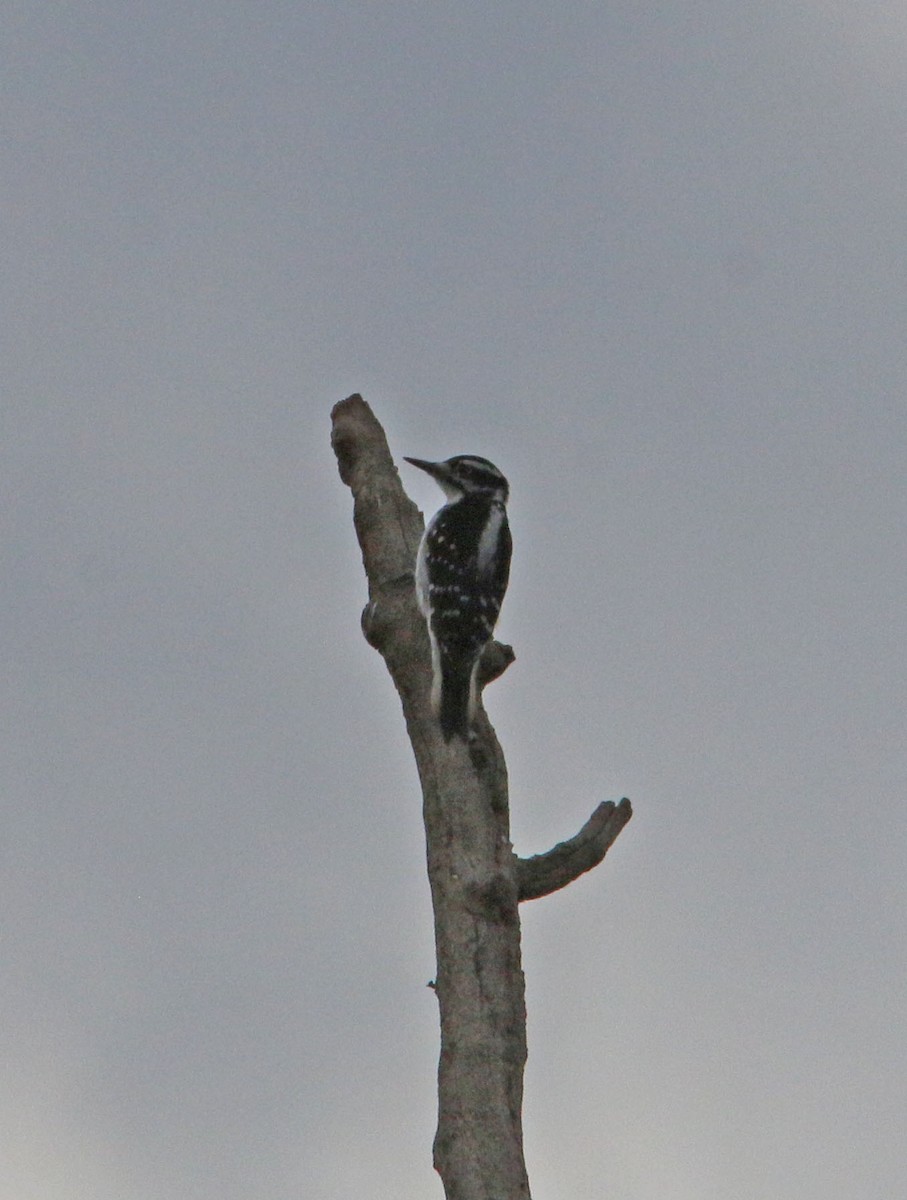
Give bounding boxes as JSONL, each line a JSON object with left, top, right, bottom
{"left": 331, "top": 394, "right": 631, "bottom": 1199}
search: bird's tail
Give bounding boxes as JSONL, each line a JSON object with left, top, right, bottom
{"left": 438, "top": 659, "right": 477, "bottom": 741}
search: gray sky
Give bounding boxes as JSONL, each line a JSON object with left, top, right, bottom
{"left": 3, "top": 3, "right": 906, "bottom": 1197}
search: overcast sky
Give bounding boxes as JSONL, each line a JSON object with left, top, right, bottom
{"left": 3, "top": 3, "right": 906, "bottom": 1198}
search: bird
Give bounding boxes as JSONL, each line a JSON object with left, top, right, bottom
{"left": 403, "top": 454, "right": 512, "bottom": 740}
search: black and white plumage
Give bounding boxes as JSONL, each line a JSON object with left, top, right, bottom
{"left": 404, "top": 454, "right": 512, "bottom": 741}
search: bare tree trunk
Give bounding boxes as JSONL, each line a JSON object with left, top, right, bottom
{"left": 331, "top": 395, "right": 631, "bottom": 1200}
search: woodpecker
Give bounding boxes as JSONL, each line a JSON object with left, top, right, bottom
{"left": 404, "top": 454, "right": 512, "bottom": 741}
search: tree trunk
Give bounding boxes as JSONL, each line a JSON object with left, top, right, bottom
{"left": 331, "top": 395, "right": 631, "bottom": 1199}
{"left": 413, "top": 721, "right": 529, "bottom": 1198}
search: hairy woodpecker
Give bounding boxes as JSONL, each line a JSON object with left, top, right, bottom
{"left": 404, "top": 454, "right": 512, "bottom": 741}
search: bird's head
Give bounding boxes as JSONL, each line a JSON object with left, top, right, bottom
{"left": 403, "top": 455, "right": 509, "bottom": 503}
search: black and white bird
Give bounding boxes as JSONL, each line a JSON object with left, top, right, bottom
{"left": 404, "top": 454, "right": 512, "bottom": 741}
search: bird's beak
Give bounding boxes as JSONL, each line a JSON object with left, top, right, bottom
{"left": 403, "top": 456, "right": 444, "bottom": 480}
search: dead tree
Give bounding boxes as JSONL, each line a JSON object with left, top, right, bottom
{"left": 331, "top": 395, "right": 632, "bottom": 1200}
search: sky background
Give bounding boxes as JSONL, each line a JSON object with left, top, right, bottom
{"left": 3, "top": 3, "right": 906, "bottom": 1198}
